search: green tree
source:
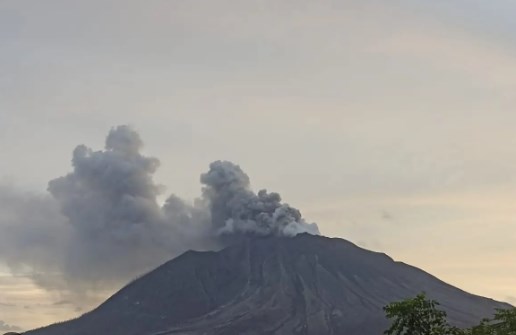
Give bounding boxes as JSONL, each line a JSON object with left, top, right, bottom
{"left": 470, "top": 308, "right": 516, "bottom": 335}
{"left": 493, "top": 308, "right": 516, "bottom": 334}
{"left": 384, "top": 294, "right": 516, "bottom": 335}
{"left": 383, "top": 293, "right": 463, "bottom": 335}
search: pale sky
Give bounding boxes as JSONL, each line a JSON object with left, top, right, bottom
{"left": 1, "top": 0, "right": 516, "bottom": 331}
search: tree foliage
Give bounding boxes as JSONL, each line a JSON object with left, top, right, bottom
{"left": 469, "top": 308, "right": 516, "bottom": 335}
{"left": 383, "top": 293, "right": 454, "bottom": 335}
{"left": 384, "top": 294, "right": 516, "bottom": 335}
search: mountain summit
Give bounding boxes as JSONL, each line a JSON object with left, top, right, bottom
{"left": 25, "top": 234, "right": 510, "bottom": 335}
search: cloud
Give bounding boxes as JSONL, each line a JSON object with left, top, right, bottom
{"left": 0, "top": 126, "right": 215, "bottom": 299}
{"left": 0, "top": 320, "right": 22, "bottom": 332}
{"left": 52, "top": 300, "right": 72, "bottom": 306}
{"left": 370, "top": 29, "right": 516, "bottom": 90}
{"left": 201, "top": 160, "right": 319, "bottom": 237}
{"left": 381, "top": 210, "right": 394, "bottom": 221}
{"left": 0, "top": 125, "right": 318, "bottom": 307}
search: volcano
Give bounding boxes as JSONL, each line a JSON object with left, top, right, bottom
{"left": 24, "top": 234, "right": 510, "bottom": 335}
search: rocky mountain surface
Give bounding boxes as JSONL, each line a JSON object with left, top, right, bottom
{"left": 24, "top": 234, "right": 511, "bottom": 335}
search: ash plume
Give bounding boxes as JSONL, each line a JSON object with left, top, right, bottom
{"left": 0, "top": 125, "right": 318, "bottom": 305}
{"left": 0, "top": 320, "right": 22, "bottom": 332}
{"left": 201, "top": 160, "right": 319, "bottom": 237}
{"left": 44, "top": 125, "right": 208, "bottom": 288}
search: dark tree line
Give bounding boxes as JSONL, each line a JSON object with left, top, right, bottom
{"left": 384, "top": 293, "right": 516, "bottom": 335}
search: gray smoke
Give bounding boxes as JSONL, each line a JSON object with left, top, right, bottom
{"left": 0, "top": 320, "right": 22, "bottom": 332}
{"left": 201, "top": 160, "right": 319, "bottom": 237}
{"left": 0, "top": 126, "right": 214, "bottom": 300}
{"left": 0, "top": 183, "right": 68, "bottom": 287}
{"left": 46, "top": 125, "right": 179, "bottom": 285}
{"left": 0, "top": 125, "right": 318, "bottom": 305}
{"left": 43, "top": 125, "right": 217, "bottom": 289}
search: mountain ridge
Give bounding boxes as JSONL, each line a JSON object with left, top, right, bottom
{"left": 24, "top": 234, "right": 511, "bottom": 335}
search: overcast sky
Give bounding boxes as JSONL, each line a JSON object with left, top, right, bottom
{"left": 1, "top": 0, "right": 516, "bottom": 330}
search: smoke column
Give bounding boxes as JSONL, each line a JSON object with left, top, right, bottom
{"left": 201, "top": 160, "right": 319, "bottom": 237}
{"left": 0, "top": 125, "right": 319, "bottom": 303}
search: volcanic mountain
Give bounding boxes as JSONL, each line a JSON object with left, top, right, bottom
{"left": 25, "top": 234, "right": 510, "bottom": 335}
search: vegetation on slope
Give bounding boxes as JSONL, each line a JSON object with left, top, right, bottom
{"left": 384, "top": 293, "right": 516, "bottom": 335}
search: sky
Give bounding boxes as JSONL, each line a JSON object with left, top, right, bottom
{"left": 1, "top": 0, "right": 516, "bottom": 331}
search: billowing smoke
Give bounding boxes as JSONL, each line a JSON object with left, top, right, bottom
{"left": 201, "top": 160, "right": 319, "bottom": 237}
{"left": 0, "top": 125, "right": 319, "bottom": 306}
{"left": 0, "top": 126, "right": 215, "bottom": 301}
{"left": 43, "top": 125, "right": 215, "bottom": 288}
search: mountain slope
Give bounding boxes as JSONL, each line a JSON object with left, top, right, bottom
{"left": 25, "top": 234, "right": 511, "bottom": 335}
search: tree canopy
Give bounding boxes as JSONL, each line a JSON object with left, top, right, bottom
{"left": 384, "top": 293, "right": 516, "bottom": 335}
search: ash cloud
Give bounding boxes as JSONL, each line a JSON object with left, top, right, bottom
{"left": 44, "top": 125, "right": 198, "bottom": 287}
{"left": 201, "top": 160, "right": 319, "bottom": 237}
{"left": 0, "top": 320, "right": 22, "bottom": 332}
{"left": 0, "top": 125, "right": 318, "bottom": 303}
{"left": 0, "top": 184, "right": 68, "bottom": 284}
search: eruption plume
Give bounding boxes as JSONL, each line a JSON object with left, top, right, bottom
{"left": 201, "top": 160, "right": 319, "bottom": 237}
{"left": 0, "top": 125, "right": 319, "bottom": 305}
